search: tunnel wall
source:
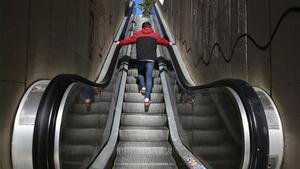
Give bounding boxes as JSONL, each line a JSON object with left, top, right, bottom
{"left": 158, "top": 0, "right": 300, "bottom": 168}
{"left": 158, "top": 0, "right": 247, "bottom": 85}
{"left": 0, "top": 0, "right": 126, "bottom": 168}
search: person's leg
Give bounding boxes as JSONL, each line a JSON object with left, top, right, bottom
{"left": 145, "top": 62, "right": 154, "bottom": 100}
{"left": 80, "top": 85, "right": 95, "bottom": 112}
{"left": 137, "top": 61, "right": 146, "bottom": 93}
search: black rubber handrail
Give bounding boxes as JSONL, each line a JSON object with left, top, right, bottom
{"left": 155, "top": 6, "right": 269, "bottom": 169}
{"left": 32, "top": 3, "right": 135, "bottom": 169}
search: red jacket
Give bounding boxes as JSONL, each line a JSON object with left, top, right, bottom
{"left": 119, "top": 27, "right": 170, "bottom": 61}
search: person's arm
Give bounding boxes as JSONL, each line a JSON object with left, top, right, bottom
{"left": 156, "top": 34, "right": 171, "bottom": 46}
{"left": 118, "top": 33, "right": 138, "bottom": 46}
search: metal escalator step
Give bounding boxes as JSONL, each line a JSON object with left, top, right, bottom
{"left": 121, "top": 113, "right": 167, "bottom": 126}
{"left": 179, "top": 115, "right": 221, "bottom": 130}
{"left": 176, "top": 93, "right": 211, "bottom": 104}
{"left": 126, "top": 76, "right": 161, "bottom": 84}
{"left": 94, "top": 91, "right": 113, "bottom": 102}
{"left": 113, "top": 165, "right": 177, "bottom": 169}
{"left": 60, "top": 145, "right": 95, "bottom": 161}
{"left": 61, "top": 128, "right": 104, "bottom": 145}
{"left": 177, "top": 103, "right": 217, "bottom": 115}
{"left": 125, "top": 84, "right": 162, "bottom": 93}
{"left": 67, "top": 114, "right": 108, "bottom": 128}
{"left": 191, "top": 145, "right": 241, "bottom": 161}
{"left": 208, "top": 160, "right": 241, "bottom": 169}
{"left": 124, "top": 93, "right": 164, "bottom": 103}
{"left": 191, "top": 130, "right": 226, "bottom": 145}
{"left": 91, "top": 77, "right": 117, "bottom": 91}
{"left": 119, "top": 126, "right": 169, "bottom": 141}
{"left": 128, "top": 69, "right": 160, "bottom": 78}
{"left": 62, "top": 161, "right": 82, "bottom": 169}
{"left": 102, "top": 83, "right": 116, "bottom": 92}
{"left": 117, "top": 141, "right": 172, "bottom": 155}
{"left": 74, "top": 101, "right": 111, "bottom": 114}
{"left": 114, "top": 154, "right": 176, "bottom": 166}
{"left": 123, "top": 102, "right": 165, "bottom": 113}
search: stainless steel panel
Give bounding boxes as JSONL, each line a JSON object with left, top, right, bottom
{"left": 12, "top": 80, "right": 49, "bottom": 169}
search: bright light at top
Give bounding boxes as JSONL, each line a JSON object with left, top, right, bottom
{"left": 159, "top": 0, "right": 164, "bottom": 5}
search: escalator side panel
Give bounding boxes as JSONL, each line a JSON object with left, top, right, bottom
{"left": 12, "top": 81, "right": 49, "bottom": 169}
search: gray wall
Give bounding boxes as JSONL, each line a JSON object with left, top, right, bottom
{"left": 160, "top": 0, "right": 248, "bottom": 84}
{"left": 269, "top": 1, "right": 300, "bottom": 169}
{"left": 0, "top": 0, "right": 125, "bottom": 168}
{"left": 159, "top": 0, "right": 300, "bottom": 168}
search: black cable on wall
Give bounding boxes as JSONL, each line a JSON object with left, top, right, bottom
{"left": 177, "top": 7, "right": 300, "bottom": 66}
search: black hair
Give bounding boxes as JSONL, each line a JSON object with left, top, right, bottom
{"left": 142, "top": 22, "right": 152, "bottom": 28}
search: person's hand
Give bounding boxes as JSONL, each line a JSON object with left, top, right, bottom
{"left": 116, "top": 41, "right": 120, "bottom": 45}
{"left": 169, "top": 42, "right": 175, "bottom": 46}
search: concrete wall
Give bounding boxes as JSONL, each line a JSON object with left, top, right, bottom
{"left": 159, "top": 0, "right": 248, "bottom": 84}
{"left": 159, "top": 0, "right": 300, "bottom": 168}
{"left": 0, "top": 0, "right": 125, "bottom": 168}
{"left": 269, "top": 1, "right": 300, "bottom": 169}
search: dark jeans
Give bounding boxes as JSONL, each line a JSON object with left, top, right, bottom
{"left": 79, "top": 85, "right": 95, "bottom": 103}
{"left": 138, "top": 61, "right": 154, "bottom": 99}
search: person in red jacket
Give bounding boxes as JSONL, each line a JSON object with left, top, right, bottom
{"left": 117, "top": 22, "right": 171, "bottom": 105}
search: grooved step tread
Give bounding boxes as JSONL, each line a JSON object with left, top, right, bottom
{"left": 114, "top": 155, "right": 176, "bottom": 166}
{"left": 121, "top": 113, "right": 167, "bottom": 126}
{"left": 177, "top": 103, "right": 217, "bottom": 114}
{"left": 123, "top": 102, "right": 165, "bottom": 113}
{"left": 176, "top": 93, "right": 212, "bottom": 104}
{"left": 124, "top": 93, "right": 164, "bottom": 103}
{"left": 125, "top": 84, "right": 162, "bottom": 93}
{"left": 189, "top": 129, "right": 227, "bottom": 145}
{"left": 126, "top": 76, "right": 161, "bottom": 84}
{"left": 208, "top": 160, "right": 241, "bottom": 169}
{"left": 67, "top": 114, "right": 108, "bottom": 128}
{"left": 74, "top": 101, "right": 111, "bottom": 114}
{"left": 119, "top": 126, "right": 169, "bottom": 142}
{"left": 128, "top": 69, "right": 160, "bottom": 78}
{"left": 94, "top": 92, "right": 113, "bottom": 102}
{"left": 117, "top": 141, "right": 172, "bottom": 155}
{"left": 62, "top": 161, "right": 82, "bottom": 169}
{"left": 61, "top": 145, "right": 95, "bottom": 154}
{"left": 192, "top": 145, "right": 241, "bottom": 161}
{"left": 62, "top": 128, "right": 104, "bottom": 145}
{"left": 120, "top": 126, "right": 169, "bottom": 130}
{"left": 179, "top": 115, "right": 222, "bottom": 130}
{"left": 113, "top": 165, "right": 177, "bottom": 169}
{"left": 60, "top": 145, "right": 95, "bottom": 161}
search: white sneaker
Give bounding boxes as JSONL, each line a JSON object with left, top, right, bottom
{"left": 84, "top": 98, "right": 91, "bottom": 112}
{"left": 139, "top": 87, "right": 146, "bottom": 94}
{"left": 144, "top": 98, "right": 151, "bottom": 105}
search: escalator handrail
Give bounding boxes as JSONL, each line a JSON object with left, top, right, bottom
{"left": 155, "top": 6, "right": 270, "bottom": 169}
{"left": 32, "top": 3, "right": 135, "bottom": 169}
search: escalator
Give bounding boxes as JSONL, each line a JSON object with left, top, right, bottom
{"left": 11, "top": 2, "right": 284, "bottom": 169}
{"left": 113, "top": 63, "right": 177, "bottom": 169}
{"left": 111, "top": 15, "right": 176, "bottom": 168}
{"left": 57, "top": 81, "right": 115, "bottom": 168}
